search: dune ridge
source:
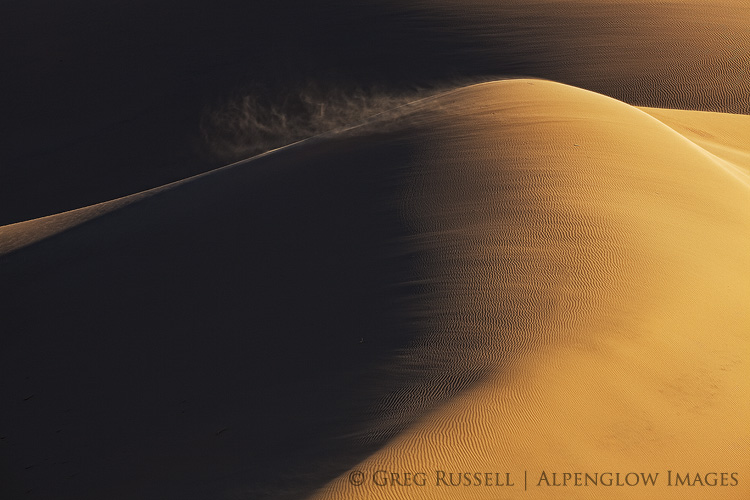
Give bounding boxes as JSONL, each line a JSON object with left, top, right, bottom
{"left": 0, "top": 140, "right": 308, "bottom": 257}
{"left": 640, "top": 107, "right": 750, "bottom": 178}
{"left": 1, "top": 80, "right": 748, "bottom": 499}
{"left": 2, "top": 79, "right": 748, "bottom": 255}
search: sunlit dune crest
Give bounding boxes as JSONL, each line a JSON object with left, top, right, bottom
{"left": 297, "top": 79, "right": 749, "bottom": 500}
{"left": 1, "top": 79, "right": 747, "bottom": 499}
{"left": 305, "top": 79, "right": 749, "bottom": 499}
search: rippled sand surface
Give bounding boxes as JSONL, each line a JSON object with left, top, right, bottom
{"left": 312, "top": 79, "right": 750, "bottom": 500}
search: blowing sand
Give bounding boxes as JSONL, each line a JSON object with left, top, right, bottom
{"left": 1, "top": 79, "right": 747, "bottom": 499}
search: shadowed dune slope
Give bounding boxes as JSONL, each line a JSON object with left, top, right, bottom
{"left": 1, "top": 80, "right": 749, "bottom": 500}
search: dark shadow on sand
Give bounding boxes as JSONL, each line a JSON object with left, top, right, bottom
{"left": 0, "top": 132, "right": 435, "bottom": 500}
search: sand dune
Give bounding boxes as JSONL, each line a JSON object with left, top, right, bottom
{"left": 0, "top": 80, "right": 750, "bottom": 499}
{"left": 5, "top": 1, "right": 749, "bottom": 499}
{"left": 1, "top": 80, "right": 748, "bottom": 499}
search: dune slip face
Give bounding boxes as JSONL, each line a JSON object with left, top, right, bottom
{"left": 1, "top": 79, "right": 749, "bottom": 500}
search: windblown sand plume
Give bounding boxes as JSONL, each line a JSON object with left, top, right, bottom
{"left": 1, "top": 79, "right": 748, "bottom": 499}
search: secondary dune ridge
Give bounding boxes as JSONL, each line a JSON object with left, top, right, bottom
{"left": 1, "top": 79, "right": 748, "bottom": 499}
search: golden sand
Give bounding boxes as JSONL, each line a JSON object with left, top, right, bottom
{"left": 308, "top": 80, "right": 750, "bottom": 499}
